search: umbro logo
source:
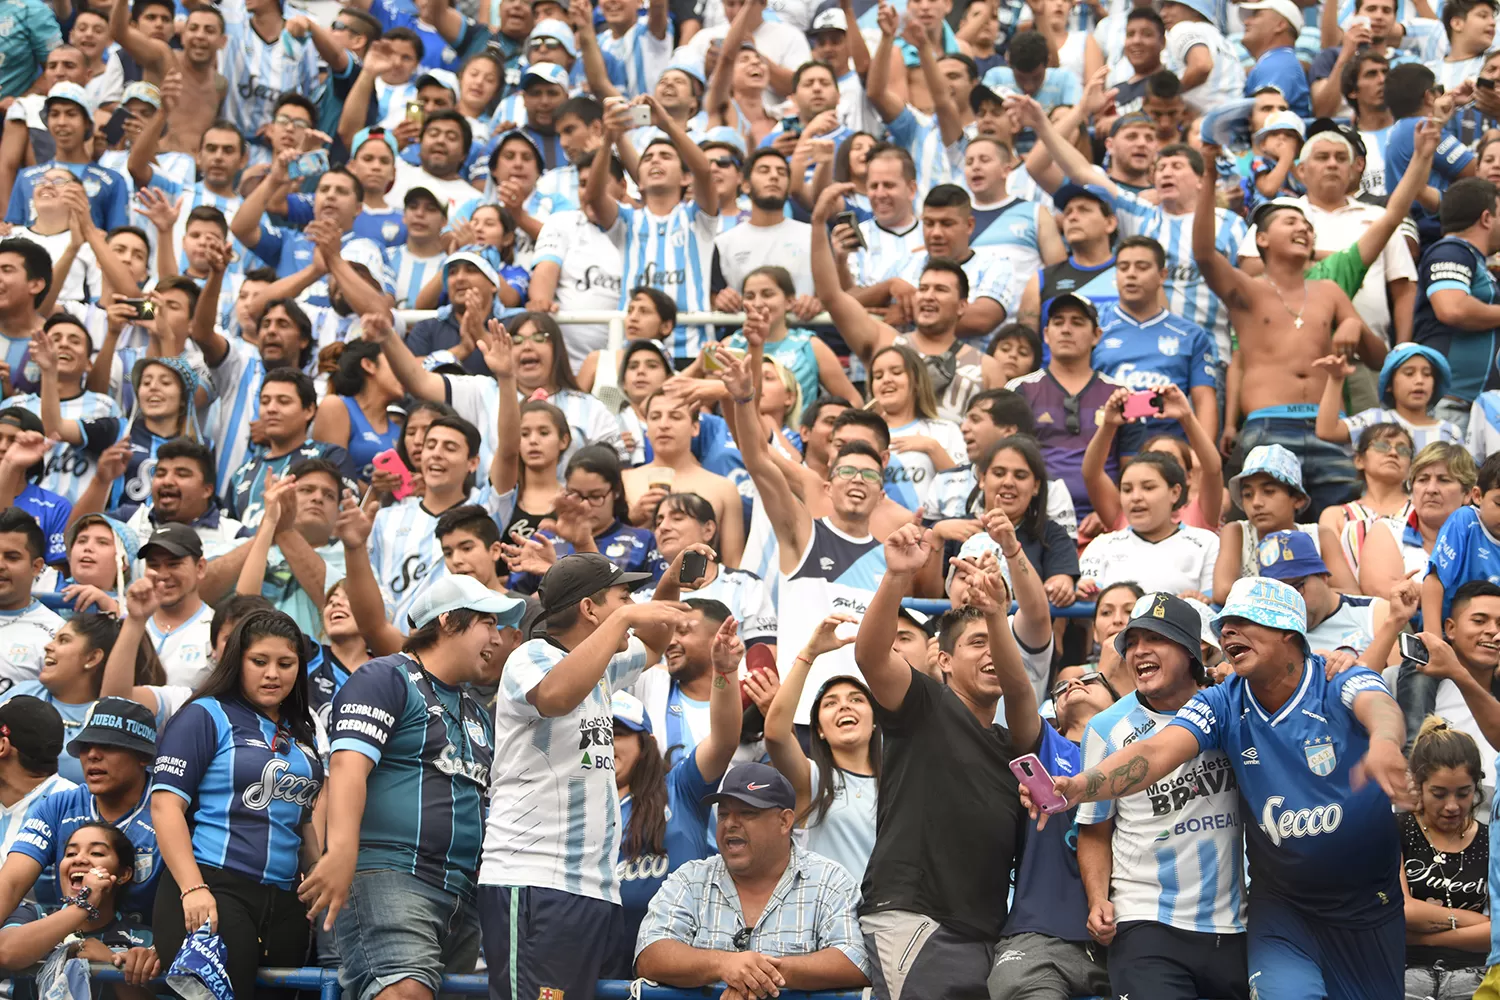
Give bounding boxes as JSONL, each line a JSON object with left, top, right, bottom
{"left": 1241, "top": 747, "right": 1260, "bottom": 764}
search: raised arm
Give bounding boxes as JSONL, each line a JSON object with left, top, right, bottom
{"left": 229, "top": 148, "right": 297, "bottom": 252}
{"left": 1349, "top": 684, "right": 1417, "bottom": 809}
{"left": 1040, "top": 724, "right": 1201, "bottom": 826}
{"left": 649, "top": 94, "right": 716, "bottom": 212}
{"left": 569, "top": 3, "right": 622, "bottom": 100}
{"left": 1081, "top": 388, "right": 1126, "bottom": 528}
{"left": 705, "top": 0, "right": 757, "bottom": 127}
{"left": 810, "top": 182, "right": 895, "bottom": 362}
{"left": 1013, "top": 91, "right": 1115, "bottom": 195}
{"left": 476, "top": 320, "right": 520, "bottom": 494}
{"left": 1157, "top": 383, "right": 1222, "bottom": 527}
{"left": 188, "top": 240, "right": 232, "bottom": 366}
{"left": 865, "top": 3, "right": 906, "bottom": 123}
{"left": 905, "top": 21, "right": 961, "bottom": 145}
{"left": 952, "top": 551, "right": 1040, "bottom": 751}
{"left": 1312, "top": 354, "right": 1355, "bottom": 444}
{"left": 363, "top": 309, "right": 445, "bottom": 402}
{"left": 1414, "top": 632, "right": 1500, "bottom": 750}
{"left": 111, "top": 0, "right": 174, "bottom": 78}
{"left": 852, "top": 523, "right": 936, "bottom": 711}
{"left": 528, "top": 602, "right": 688, "bottom": 716}
{"left": 333, "top": 490, "right": 405, "bottom": 655}
{"left": 1193, "top": 143, "right": 1252, "bottom": 307}
{"left": 763, "top": 614, "right": 857, "bottom": 814}
{"left": 582, "top": 133, "right": 622, "bottom": 232}
{"left": 1356, "top": 117, "right": 1440, "bottom": 268}
{"left": 692, "top": 612, "right": 747, "bottom": 782}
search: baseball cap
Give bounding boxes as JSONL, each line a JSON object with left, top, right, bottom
{"left": 139, "top": 522, "right": 203, "bottom": 561}
{"left": 414, "top": 69, "right": 460, "bottom": 95}
{"left": 403, "top": 185, "right": 448, "bottom": 215}
{"left": 352, "top": 125, "right": 399, "bottom": 161}
{"left": 703, "top": 762, "right": 797, "bottom": 810}
{"left": 1378, "top": 343, "right": 1450, "bottom": 407}
{"left": 1303, "top": 117, "right": 1365, "bottom": 160}
{"left": 1053, "top": 182, "right": 1115, "bottom": 213}
{"left": 1257, "top": 530, "right": 1330, "bottom": 581}
{"left": 1041, "top": 292, "right": 1098, "bottom": 328}
{"left": 1253, "top": 109, "right": 1306, "bottom": 141}
{"left": 898, "top": 605, "right": 933, "bottom": 634}
{"left": 1241, "top": 0, "right": 1303, "bottom": 32}
{"left": 490, "top": 129, "right": 544, "bottom": 172}
{"left": 528, "top": 19, "right": 578, "bottom": 56}
{"left": 521, "top": 61, "right": 571, "bottom": 91}
{"left": 968, "top": 82, "right": 1010, "bottom": 113}
{"left": 0, "top": 696, "right": 63, "bottom": 765}
{"left": 1114, "top": 593, "right": 1206, "bottom": 668}
{"left": 538, "top": 553, "right": 653, "bottom": 615}
{"left": 444, "top": 245, "right": 501, "bottom": 286}
{"left": 1110, "top": 111, "right": 1154, "bottom": 137}
{"left": 1213, "top": 576, "right": 1308, "bottom": 639}
{"left": 121, "top": 81, "right": 161, "bottom": 110}
{"left": 68, "top": 697, "right": 157, "bottom": 758}
{"left": 406, "top": 574, "right": 526, "bottom": 630}
{"left": 1159, "top": 0, "right": 1216, "bottom": 21}
{"left": 1250, "top": 196, "right": 1307, "bottom": 233}
{"left": 44, "top": 82, "right": 98, "bottom": 126}
{"left": 808, "top": 4, "right": 848, "bottom": 33}
{"left": 1227, "top": 443, "right": 1308, "bottom": 501}
{"left": 611, "top": 690, "right": 653, "bottom": 734}
{"left": 530, "top": 0, "right": 568, "bottom": 9}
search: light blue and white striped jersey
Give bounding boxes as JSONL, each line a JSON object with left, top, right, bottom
{"left": 850, "top": 217, "right": 924, "bottom": 286}
{"left": 368, "top": 485, "right": 515, "bottom": 632}
{"left": 444, "top": 375, "right": 627, "bottom": 482}
{"left": 885, "top": 106, "right": 964, "bottom": 202}
{"left": 217, "top": 0, "right": 324, "bottom": 140}
{"left": 1112, "top": 191, "right": 1249, "bottom": 363}
{"left": 0, "top": 772, "right": 74, "bottom": 859}
{"left": 1163, "top": 21, "right": 1246, "bottom": 112}
{"left": 1435, "top": 54, "right": 1486, "bottom": 91}
{"left": 1077, "top": 690, "right": 1247, "bottom": 934}
{"left": 611, "top": 200, "right": 719, "bottom": 362}
{"left": 885, "top": 248, "right": 1016, "bottom": 314}
{"left": 632, "top": 566, "right": 777, "bottom": 645}
{"left": 969, "top": 198, "right": 1043, "bottom": 308}
{"left": 481, "top": 635, "right": 651, "bottom": 902}
{"left": 207, "top": 337, "right": 266, "bottom": 492}
{"left": 1359, "top": 125, "right": 1395, "bottom": 199}
{"left": 598, "top": 20, "right": 672, "bottom": 97}
{"left": 302, "top": 304, "right": 360, "bottom": 365}
{"left": 7, "top": 391, "right": 122, "bottom": 502}
{"left": 146, "top": 172, "right": 249, "bottom": 279}
{"left": 385, "top": 245, "right": 445, "bottom": 308}
{"left": 532, "top": 163, "right": 582, "bottom": 215}
{"left": 374, "top": 77, "right": 420, "bottom": 126}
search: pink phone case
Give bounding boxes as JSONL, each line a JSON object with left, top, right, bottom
{"left": 1121, "top": 391, "right": 1160, "bottom": 422}
{"left": 1010, "top": 754, "right": 1069, "bottom": 814}
{"left": 371, "top": 449, "right": 415, "bottom": 500}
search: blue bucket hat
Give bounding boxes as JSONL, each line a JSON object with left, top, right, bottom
{"left": 1227, "top": 444, "right": 1308, "bottom": 503}
{"left": 67, "top": 513, "right": 140, "bottom": 571}
{"left": 1255, "top": 530, "right": 1330, "bottom": 579}
{"left": 1161, "top": 0, "right": 1217, "bottom": 22}
{"left": 1213, "top": 577, "right": 1308, "bottom": 639}
{"left": 1377, "top": 343, "right": 1451, "bottom": 408}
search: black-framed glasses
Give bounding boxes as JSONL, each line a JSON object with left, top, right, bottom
{"left": 831, "top": 465, "right": 882, "bottom": 484}
{"left": 1050, "top": 670, "right": 1119, "bottom": 702}
{"left": 565, "top": 488, "right": 612, "bottom": 506}
{"left": 1062, "top": 394, "right": 1081, "bottom": 436}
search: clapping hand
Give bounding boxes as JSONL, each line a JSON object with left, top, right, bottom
{"left": 478, "top": 318, "right": 515, "bottom": 379}
{"left": 333, "top": 489, "right": 379, "bottom": 548}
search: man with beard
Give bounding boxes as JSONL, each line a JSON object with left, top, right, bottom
{"left": 387, "top": 109, "right": 483, "bottom": 215}
{"left": 712, "top": 149, "right": 813, "bottom": 309}
{"left": 127, "top": 111, "right": 249, "bottom": 276}
{"left": 109, "top": 0, "right": 227, "bottom": 157}
{"left": 1072, "top": 593, "right": 1248, "bottom": 1000}
{"left": 632, "top": 598, "right": 736, "bottom": 760}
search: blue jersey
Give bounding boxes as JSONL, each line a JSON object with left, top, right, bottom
{"left": 1094, "top": 304, "right": 1218, "bottom": 438}
{"left": 1429, "top": 505, "right": 1500, "bottom": 620}
{"left": 307, "top": 643, "right": 353, "bottom": 731}
{"left": 1385, "top": 118, "right": 1473, "bottom": 243}
{"left": 1004, "top": 722, "right": 1090, "bottom": 941}
{"left": 106, "top": 420, "right": 171, "bottom": 513}
{"left": 329, "top": 654, "right": 493, "bottom": 901}
{"left": 153, "top": 697, "right": 322, "bottom": 889}
{"left": 5, "top": 162, "right": 130, "bottom": 233}
{"left": 1244, "top": 47, "right": 1310, "bottom": 118}
{"left": 1413, "top": 236, "right": 1500, "bottom": 404}
{"left": 16, "top": 481, "right": 72, "bottom": 564}
{"left": 339, "top": 396, "right": 399, "bottom": 482}
{"left": 618, "top": 751, "right": 715, "bottom": 948}
{"left": 1170, "top": 656, "right": 1401, "bottom": 927}
{"left": 10, "top": 784, "right": 159, "bottom": 923}
{"left": 224, "top": 437, "right": 357, "bottom": 527}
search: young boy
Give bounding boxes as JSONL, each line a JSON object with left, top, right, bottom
{"left": 1211, "top": 443, "right": 1314, "bottom": 604}
{"left": 1315, "top": 343, "right": 1463, "bottom": 452}
{"left": 1425, "top": 452, "right": 1500, "bottom": 624}
{"left": 1247, "top": 110, "right": 1306, "bottom": 210}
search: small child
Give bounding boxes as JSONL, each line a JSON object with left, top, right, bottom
{"left": 1424, "top": 451, "right": 1500, "bottom": 625}
{"left": 1212, "top": 443, "right": 1317, "bottom": 604}
{"left": 1314, "top": 343, "right": 1462, "bottom": 452}
{"left": 1244, "top": 110, "right": 1306, "bottom": 211}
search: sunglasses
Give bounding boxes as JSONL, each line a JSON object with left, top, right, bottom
{"left": 831, "top": 465, "right": 882, "bottom": 484}
{"left": 1050, "top": 671, "right": 1120, "bottom": 701}
{"left": 529, "top": 37, "right": 565, "bottom": 49}
{"left": 708, "top": 156, "right": 741, "bottom": 169}
{"left": 1367, "top": 439, "right": 1413, "bottom": 459}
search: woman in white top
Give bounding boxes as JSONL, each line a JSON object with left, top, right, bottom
{"left": 763, "top": 613, "right": 879, "bottom": 883}
{"left": 1359, "top": 442, "right": 1477, "bottom": 599}
{"left": 1034, "top": 0, "right": 1102, "bottom": 81}
{"left": 870, "top": 345, "right": 967, "bottom": 514}
{"left": 1077, "top": 451, "right": 1219, "bottom": 600}
{"left": 1321, "top": 423, "right": 1414, "bottom": 590}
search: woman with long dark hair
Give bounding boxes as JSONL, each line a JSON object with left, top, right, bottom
{"left": 506, "top": 311, "right": 623, "bottom": 462}
{"left": 763, "top": 614, "right": 880, "bottom": 882}
{"left": 312, "top": 339, "right": 404, "bottom": 483}
{"left": 870, "top": 344, "right": 966, "bottom": 514}
{"left": 610, "top": 606, "right": 743, "bottom": 974}
{"left": 150, "top": 610, "right": 323, "bottom": 1000}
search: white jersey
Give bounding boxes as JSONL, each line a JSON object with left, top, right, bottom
{"left": 9, "top": 228, "right": 98, "bottom": 305}
{"left": 1078, "top": 525, "right": 1219, "bottom": 595}
{"left": 385, "top": 245, "right": 445, "bottom": 308}
{"left": 482, "top": 635, "right": 652, "bottom": 903}
{"left": 7, "top": 391, "right": 122, "bottom": 503}
{"left": 1164, "top": 22, "right": 1245, "bottom": 113}
{"left": 1077, "top": 691, "right": 1246, "bottom": 934}
{"left": 444, "top": 375, "right": 625, "bottom": 479}
{"left": 217, "top": 0, "right": 323, "bottom": 140}
{"left": 1434, "top": 54, "right": 1485, "bottom": 91}
{"left": 146, "top": 603, "right": 215, "bottom": 689}
{"left": 387, "top": 164, "right": 482, "bottom": 219}
{"left": 883, "top": 417, "right": 967, "bottom": 514}
{"left": 851, "top": 217, "right": 924, "bottom": 287}
{"left": 0, "top": 772, "right": 74, "bottom": 857}
{"left": 0, "top": 601, "right": 63, "bottom": 691}
{"left": 533, "top": 209, "right": 625, "bottom": 370}
{"left": 611, "top": 200, "right": 720, "bottom": 362}
{"left": 836, "top": 69, "right": 881, "bottom": 136}
{"left": 632, "top": 566, "right": 777, "bottom": 645}
{"left": 925, "top": 464, "right": 1079, "bottom": 539}
{"left": 713, "top": 218, "right": 814, "bottom": 297}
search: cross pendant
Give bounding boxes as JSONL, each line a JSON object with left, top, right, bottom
{"left": 1294, "top": 317, "right": 1303, "bottom": 328}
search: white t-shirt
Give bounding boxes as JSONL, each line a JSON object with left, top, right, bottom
{"left": 147, "top": 603, "right": 215, "bottom": 689}
{"left": 1078, "top": 525, "right": 1220, "bottom": 596}
{"left": 533, "top": 209, "right": 626, "bottom": 371}
{"left": 0, "top": 601, "right": 63, "bottom": 692}
{"left": 483, "top": 635, "right": 651, "bottom": 903}
{"left": 9, "top": 228, "right": 99, "bottom": 306}
{"left": 714, "top": 218, "right": 814, "bottom": 297}
{"left": 884, "top": 417, "right": 967, "bottom": 514}
{"left": 388, "top": 163, "right": 482, "bottom": 218}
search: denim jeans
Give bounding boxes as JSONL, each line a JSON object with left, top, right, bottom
{"left": 335, "top": 869, "right": 481, "bottom": 1000}
{"left": 1237, "top": 417, "right": 1358, "bottom": 518}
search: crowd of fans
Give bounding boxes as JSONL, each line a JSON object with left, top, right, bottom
{"left": 3, "top": 0, "right": 1500, "bottom": 994}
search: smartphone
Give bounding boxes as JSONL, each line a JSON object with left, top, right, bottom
{"left": 371, "top": 448, "right": 416, "bottom": 500}
{"left": 1121, "top": 390, "right": 1163, "bottom": 421}
{"left": 628, "top": 104, "right": 653, "bottom": 128}
{"left": 680, "top": 550, "right": 708, "bottom": 585}
{"left": 1010, "top": 754, "right": 1069, "bottom": 815}
{"left": 102, "top": 106, "right": 132, "bottom": 147}
{"left": 833, "top": 210, "right": 866, "bottom": 250}
{"left": 740, "top": 645, "right": 779, "bottom": 711}
{"left": 781, "top": 115, "right": 802, "bottom": 136}
{"left": 404, "top": 100, "right": 425, "bottom": 124}
{"left": 1480, "top": 77, "right": 1497, "bottom": 89}
{"left": 122, "top": 297, "right": 155, "bottom": 321}
{"left": 1399, "top": 632, "right": 1429, "bottom": 665}
{"left": 286, "top": 148, "right": 329, "bottom": 181}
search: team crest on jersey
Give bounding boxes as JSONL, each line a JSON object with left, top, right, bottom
{"left": 1157, "top": 336, "right": 1180, "bottom": 356}
{"left": 464, "top": 718, "right": 488, "bottom": 749}
{"left": 382, "top": 221, "right": 401, "bottom": 242}
{"left": 606, "top": 542, "right": 626, "bottom": 558}
{"left": 82, "top": 176, "right": 101, "bottom": 198}
{"left": 1102, "top": 337, "right": 1122, "bottom": 349}
{"left": 1304, "top": 735, "right": 1337, "bottom": 776}
{"left": 134, "top": 853, "right": 154, "bottom": 883}
{"left": 538, "top": 989, "right": 564, "bottom": 1000}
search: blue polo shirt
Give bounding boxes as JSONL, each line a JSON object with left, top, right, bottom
{"left": 1244, "top": 47, "right": 1310, "bottom": 118}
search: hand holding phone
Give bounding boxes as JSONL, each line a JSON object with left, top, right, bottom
{"left": 833, "top": 210, "right": 866, "bottom": 250}
{"left": 680, "top": 550, "right": 709, "bottom": 586}
{"left": 628, "top": 104, "right": 653, "bottom": 128}
{"left": 1399, "top": 633, "right": 1429, "bottom": 665}
{"left": 371, "top": 449, "right": 416, "bottom": 500}
{"left": 1010, "top": 754, "right": 1069, "bottom": 815}
{"left": 1121, "top": 390, "right": 1163, "bottom": 421}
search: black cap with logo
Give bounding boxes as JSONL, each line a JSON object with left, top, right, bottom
{"left": 538, "top": 553, "right": 652, "bottom": 616}
{"left": 702, "top": 762, "right": 797, "bottom": 810}
{"left": 139, "top": 522, "right": 203, "bottom": 560}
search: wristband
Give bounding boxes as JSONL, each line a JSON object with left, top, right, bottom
{"left": 732, "top": 393, "right": 755, "bottom": 404}
{"left": 63, "top": 888, "right": 99, "bottom": 922}
{"left": 795, "top": 653, "right": 813, "bottom": 666}
{"left": 179, "top": 883, "right": 210, "bottom": 900}
{"left": 1002, "top": 547, "right": 1021, "bottom": 559}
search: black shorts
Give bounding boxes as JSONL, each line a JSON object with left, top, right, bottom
{"left": 1108, "top": 920, "right": 1249, "bottom": 1000}
{"left": 478, "top": 885, "right": 624, "bottom": 1000}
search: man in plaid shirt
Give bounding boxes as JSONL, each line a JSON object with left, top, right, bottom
{"left": 634, "top": 763, "right": 871, "bottom": 996}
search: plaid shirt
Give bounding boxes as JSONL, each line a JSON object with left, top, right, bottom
{"left": 635, "top": 844, "right": 870, "bottom": 977}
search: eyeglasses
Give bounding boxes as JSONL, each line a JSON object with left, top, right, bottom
{"left": 35, "top": 176, "right": 73, "bottom": 188}
{"left": 274, "top": 115, "right": 311, "bottom": 130}
{"left": 512, "top": 331, "right": 551, "bottom": 344}
{"left": 831, "top": 465, "right": 882, "bottom": 484}
{"left": 1062, "top": 394, "right": 1081, "bottom": 436}
{"left": 708, "top": 156, "right": 741, "bottom": 169}
{"left": 1368, "top": 439, "right": 1413, "bottom": 459}
{"left": 529, "top": 37, "right": 565, "bottom": 50}
{"left": 1050, "top": 671, "right": 1120, "bottom": 701}
{"left": 1280, "top": 576, "right": 1311, "bottom": 592}
{"left": 566, "top": 488, "right": 613, "bottom": 506}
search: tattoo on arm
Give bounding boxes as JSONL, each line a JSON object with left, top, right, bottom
{"left": 1082, "top": 768, "right": 1105, "bottom": 799}
{"left": 1108, "top": 755, "right": 1151, "bottom": 796}
{"left": 713, "top": 674, "right": 727, "bottom": 689}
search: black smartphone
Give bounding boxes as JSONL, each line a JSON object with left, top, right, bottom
{"left": 102, "top": 107, "right": 132, "bottom": 147}
{"left": 680, "top": 550, "right": 708, "bottom": 585}
{"left": 1480, "top": 77, "right": 1497, "bottom": 89}
{"left": 833, "top": 210, "right": 866, "bottom": 250}
{"left": 1399, "top": 632, "right": 1429, "bottom": 665}
{"left": 780, "top": 115, "right": 802, "bottom": 137}
{"left": 123, "top": 297, "right": 155, "bottom": 320}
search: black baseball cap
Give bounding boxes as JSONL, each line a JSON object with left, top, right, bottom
{"left": 1113, "top": 593, "right": 1204, "bottom": 670}
{"left": 1303, "top": 117, "right": 1366, "bottom": 160}
{"left": 1041, "top": 292, "right": 1098, "bottom": 328}
{"left": 0, "top": 696, "right": 63, "bottom": 764}
{"left": 139, "top": 522, "right": 203, "bottom": 560}
{"left": 68, "top": 697, "right": 157, "bottom": 758}
{"left": 702, "top": 762, "right": 796, "bottom": 811}
{"left": 538, "top": 553, "right": 652, "bottom": 615}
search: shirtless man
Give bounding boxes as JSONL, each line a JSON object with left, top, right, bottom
{"left": 1194, "top": 141, "right": 1388, "bottom": 517}
{"left": 812, "top": 182, "right": 1005, "bottom": 423}
{"left": 623, "top": 390, "right": 747, "bottom": 567}
{"left": 110, "top": 0, "right": 227, "bottom": 155}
